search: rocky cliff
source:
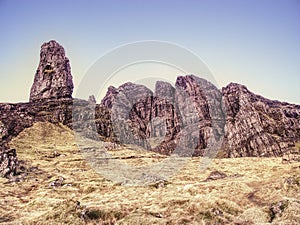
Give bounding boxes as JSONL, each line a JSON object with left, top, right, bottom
{"left": 222, "top": 83, "right": 300, "bottom": 157}
{"left": 0, "top": 40, "right": 299, "bottom": 169}
{"left": 29, "top": 40, "right": 73, "bottom": 102}
{"left": 101, "top": 76, "right": 300, "bottom": 157}
{"left": 101, "top": 76, "right": 226, "bottom": 156}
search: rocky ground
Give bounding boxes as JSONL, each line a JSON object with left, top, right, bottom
{"left": 0, "top": 122, "right": 299, "bottom": 224}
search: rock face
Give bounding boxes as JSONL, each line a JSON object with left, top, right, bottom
{"left": 174, "top": 76, "right": 225, "bottom": 156}
{"left": 29, "top": 40, "right": 73, "bottom": 102}
{"left": 0, "top": 40, "right": 299, "bottom": 166}
{"left": 101, "top": 75, "right": 225, "bottom": 156}
{"left": 100, "top": 75, "right": 300, "bottom": 157}
{"left": 222, "top": 83, "right": 300, "bottom": 157}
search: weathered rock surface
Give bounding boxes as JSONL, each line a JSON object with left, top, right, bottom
{"left": 101, "top": 76, "right": 225, "bottom": 156}
{"left": 0, "top": 148, "right": 18, "bottom": 178}
{"left": 0, "top": 40, "right": 300, "bottom": 168}
{"left": 29, "top": 40, "right": 73, "bottom": 102}
{"left": 173, "top": 75, "right": 225, "bottom": 156}
{"left": 0, "top": 41, "right": 110, "bottom": 176}
{"left": 0, "top": 99, "right": 72, "bottom": 146}
{"left": 100, "top": 75, "right": 300, "bottom": 157}
{"left": 222, "top": 83, "right": 300, "bottom": 157}
{"left": 282, "top": 148, "right": 300, "bottom": 164}
{"left": 0, "top": 98, "right": 113, "bottom": 146}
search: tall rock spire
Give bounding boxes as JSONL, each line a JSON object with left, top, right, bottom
{"left": 29, "top": 40, "right": 74, "bottom": 102}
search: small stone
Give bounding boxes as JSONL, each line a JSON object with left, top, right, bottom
{"left": 269, "top": 200, "right": 289, "bottom": 221}
{"left": 211, "top": 208, "right": 223, "bottom": 217}
{"left": 48, "top": 176, "right": 65, "bottom": 188}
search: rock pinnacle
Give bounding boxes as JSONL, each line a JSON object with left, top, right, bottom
{"left": 29, "top": 40, "right": 74, "bottom": 102}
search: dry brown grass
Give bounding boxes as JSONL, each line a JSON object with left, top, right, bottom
{"left": 0, "top": 122, "right": 299, "bottom": 224}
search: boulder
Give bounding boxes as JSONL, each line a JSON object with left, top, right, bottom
{"left": 0, "top": 148, "right": 18, "bottom": 178}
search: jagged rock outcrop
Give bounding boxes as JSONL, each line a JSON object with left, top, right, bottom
{"left": 0, "top": 98, "right": 113, "bottom": 146}
{"left": 29, "top": 40, "right": 74, "bottom": 102}
{"left": 222, "top": 83, "right": 300, "bottom": 157}
{"left": 101, "top": 75, "right": 225, "bottom": 156}
{"left": 147, "top": 81, "right": 181, "bottom": 153}
{"left": 174, "top": 75, "right": 225, "bottom": 156}
{"left": 0, "top": 40, "right": 299, "bottom": 167}
{"left": 100, "top": 75, "right": 300, "bottom": 157}
{"left": 0, "top": 41, "right": 112, "bottom": 148}
{"left": 0, "top": 99, "right": 72, "bottom": 146}
{"left": 1, "top": 40, "right": 74, "bottom": 177}
{"left": 102, "top": 82, "right": 154, "bottom": 149}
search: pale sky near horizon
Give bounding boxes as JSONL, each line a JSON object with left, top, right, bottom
{"left": 0, "top": 0, "right": 299, "bottom": 104}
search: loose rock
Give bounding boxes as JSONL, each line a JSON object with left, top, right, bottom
{"left": 0, "top": 148, "right": 18, "bottom": 178}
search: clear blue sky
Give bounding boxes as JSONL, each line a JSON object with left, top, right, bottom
{"left": 0, "top": 0, "right": 299, "bottom": 103}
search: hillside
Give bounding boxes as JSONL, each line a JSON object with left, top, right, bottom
{"left": 0, "top": 122, "right": 299, "bottom": 224}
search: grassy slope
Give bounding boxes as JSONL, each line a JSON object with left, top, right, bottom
{"left": 0, "top": 122, "right": 299, "bottom": 224}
